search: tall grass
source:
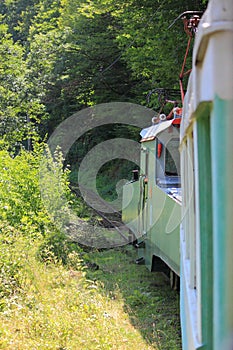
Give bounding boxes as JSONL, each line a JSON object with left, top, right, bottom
{"left": 0, "top": 148, "right": 164, "bottom": 350}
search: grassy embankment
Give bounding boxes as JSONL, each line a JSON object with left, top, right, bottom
{"left": 0, "top": 149, "right": 181, "bottom": 349}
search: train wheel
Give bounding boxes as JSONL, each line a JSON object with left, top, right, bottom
{"left": 170, "top": 270, "right": 180, "bottom": 291}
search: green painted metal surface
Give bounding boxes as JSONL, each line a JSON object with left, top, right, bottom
{"left": 196, "top": 108, "right": 213, "bottom": 350}
{"left": 145, "top": 184, "right": 180, "bottom": 273}
{"left": 122, "top": 134, "right": 181, "bottom": 275}
{"left": 211, "top": 96, "right": 233, "bottom": 350}
{"left": 122, "top": 180, "right": 140, "bottom": 238}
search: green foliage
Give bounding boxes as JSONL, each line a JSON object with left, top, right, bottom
{"left": 0, "top": 147, "right": 180, "bottom": 349}
{"left": 0, "top": 0, "right": 40, "bottom": 42}
{"left": 86, "top": 247, "right": 182, "bottom": 349}
{"left": 114, "top": 0, "right": 206, "bottom": 92}
{"left": 96, "top": 159, "right": 138, "bottom": 201}
{"left": 0, "top": 0, "right": 207, "bottom": 143}
{"left": 0, "top": 146, "right": 87, "bottom": 308}
{"left": 0, "top": 0, "right": 208, "bottom": 218}
{"left": 0, "top": 21, "right": 47, "bottom": 149}
{"left": 0, "top": 150, "right": 46, "bottom": 234}
{"left": 39, "top": 146, "right": 72, "bottom": 228}
{"left": 37, "top": 231, "right": 82, "bottom": 266}
{"left": 66, "top": 122, "right": 141, "bottom": 201}
{"left": 0, "top": 246, "right": 175, "bottom": 349}
{"left": 0, "top": 224, "right": 23, "bottom": 304}
{"left": 0, "top": 1, "right": 208, "bottom": 346}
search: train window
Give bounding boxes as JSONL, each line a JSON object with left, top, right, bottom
{"left": 165, "top": 138, "right": 180, "bottom": 176}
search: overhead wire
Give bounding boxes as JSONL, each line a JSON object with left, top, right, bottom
{"left": 99, "top": 2, "right": 204, "bottom": 105}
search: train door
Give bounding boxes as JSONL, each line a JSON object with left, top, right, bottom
{"left": 139, "top": 146, "right": 149, "bottom": 237}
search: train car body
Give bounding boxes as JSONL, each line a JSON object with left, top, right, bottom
{"left": 122, "top": 0, "right": 233, "bottom": 349}
{"left": 180, "top": 0, "right": 233, "bottom": 349}
{"left": 122, "top": 119, "right": 181, "bottom": 280}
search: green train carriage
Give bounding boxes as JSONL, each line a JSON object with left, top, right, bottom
{"left": 122, "top": 118, "right": 181, "bottom": 284}
{"left": 180, "top": 0, "right": 233, "bottom": 349}
{"left": 122, "top": 0, "right": 233, "bottom": 348}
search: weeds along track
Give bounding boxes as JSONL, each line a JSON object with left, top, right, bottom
{"left": 69, "top": 185, "right": 182, "bottom": 349}
{"left": 69, "top": 185, "right": 134, "bottom": 248}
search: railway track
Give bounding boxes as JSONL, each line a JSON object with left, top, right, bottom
{"left": 69, "top": 185, "right": 182, "bottom": 348}
{"left": 69, "top": 185, "right": 134, "bottom": 248}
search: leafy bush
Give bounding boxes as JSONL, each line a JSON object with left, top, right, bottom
{"left": 0, "top": 147, "right": 85, "bottom": 305}
{"left": 0, "top": 226, "right": 22, "bottom": 307}
{"left": 37, "top": 231, "right": 82, "bottom": 267}
{"left": 0, "top": 149, "right": 49, "bottom": 236}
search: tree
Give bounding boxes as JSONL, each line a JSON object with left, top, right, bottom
{"left": 0, "top": 19, "right": 46, "bottom": 149}
{"left": 114, "top": 0, "right": 207, "bottom": 94}
{"left": 0, "top": 0, "right": 40, "bottom": 43}
{"left": 26, "top": 0, "right": 142, "bottom": 136}
{"left": 0, "top": 0, "right": 207, "bottom": 147}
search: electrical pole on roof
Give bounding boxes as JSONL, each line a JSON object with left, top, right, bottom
{"left": 170, "top": 11, "right": 203, "bottom": 103}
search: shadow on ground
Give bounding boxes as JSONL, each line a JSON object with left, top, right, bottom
{"left": 84, "top": 245, "right": 182, "bottom": 350}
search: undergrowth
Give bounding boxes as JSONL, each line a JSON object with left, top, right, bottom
{"left": 0, "top": 147, "right": 181, "bottom": 349}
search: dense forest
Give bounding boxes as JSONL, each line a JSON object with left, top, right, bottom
{"left": 0, "top": 0, "right": 207, "bottom": 347}
{"left": 1, "top": 0, "right": 207, "bottom": 148}
{"left": 0, "top": 0, "right": 207, "bottom": 195}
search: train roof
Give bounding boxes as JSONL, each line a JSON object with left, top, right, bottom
{"left": 140, "top": 119, "right": 179, "bottom": 142}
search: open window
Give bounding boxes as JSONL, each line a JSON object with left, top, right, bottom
{"left": 165, "top": 138, "right": 180, "bottom": 176}
{"left": 156, "top": 137, "right": 181, "bottom": 189}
